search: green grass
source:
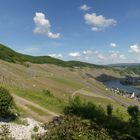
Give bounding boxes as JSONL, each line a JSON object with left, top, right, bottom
{"left": 49, "top": 76, "right": 83, "bottom": 89}
{"left": 10, "top": 87, "right": 67, "bottom": 114}
{"left": 0, "top": 82, "right": 129, "bottom": 119}
{"left": 26, "top": 104, "right": 49, "bottom": 116}
{"left": 12, "top": 117, "right": 28, "bottom": 125}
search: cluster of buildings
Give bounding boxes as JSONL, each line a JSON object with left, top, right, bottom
{"left": 105, "top": 87, "right": 140, "bottom": 102}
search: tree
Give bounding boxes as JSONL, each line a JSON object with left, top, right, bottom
{"left": 127, "top": 105, "right": 140, "bottom": 125}
{"left": 0, "top": 87, "right": 15, "bottom": 118}
{"left": 107, "top": 104, "right": 113, "bottom": 117}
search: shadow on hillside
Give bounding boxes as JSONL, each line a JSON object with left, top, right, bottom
{"left": 95, "top": 74, "right": 120, "bottom": 82}
{"left": 95, "top": 74, "right": 140, "bottom": 84}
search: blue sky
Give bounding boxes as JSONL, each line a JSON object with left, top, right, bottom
{"left": 0, "top": 0, "right": 140, "bottom": 64}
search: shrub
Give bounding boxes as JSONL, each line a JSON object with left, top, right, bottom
{"left": 36, "top": 115, "right": 111, "bottom": 140}
{"left": 64, "top": 97, "right": 139, "bottom": 139}
{"left": 33, "top": 125, "right": 39, "bottom": 132}
{"left": 42, "top": 89, "right": 53, "bottom": 97}
{"left": 127, "top": 105, "right": 140, "bottom": 125}
{"left": 0, "top": 87, "right": 15, "bottom": 118}
{"left": 107, "top": 104, "right": 113, "bottom": 117}
{"left": 64, "top": 96, "right": 105, "bottom": 121}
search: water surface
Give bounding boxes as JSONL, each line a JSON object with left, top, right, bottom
{"left": 104, "top": 80, "right": 140, "bottom": 95}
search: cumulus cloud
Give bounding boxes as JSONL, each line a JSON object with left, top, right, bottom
{"left": 48, "top": 53, "right": 63, "bottom": 59}
{"left": 111, "top": 51, "right": 126, "bottom": 60}
{"left": 69, "top": 52, "right": 81, "bottom": 57}
{"left": 80, "top": 4, "right": 91, "bottom": 11}
{"left": 85, "top": 56, "right": 89, "bottom": 61}
{"left": 83, "top": 50, "right": 93, "bottom": 55}
{"left": 95, "top": 51, "right": 127, "bottom": 64}
{"left": 83, "top": 49, "right": 99, "bottom": 55}
{"left": 33, "top": 12, "right": 60, "bottom": 38}
{"left": 97, "top": 54, "right": 105, "bottom": 60}
{"left": 84, "top": 13, "right": 117, "bottom": 31}
{"left": 110, "top": 43, "right": 117, "bottom": 48}
{"left": 129, "top": 44, "right": 140, "bottom": 53}
{"left": 119, "top": 54, "right": 126, "bottom": 60}
{"left": 94, "top": 51, "right": 99, "bottom": 54}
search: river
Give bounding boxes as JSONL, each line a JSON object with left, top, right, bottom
{"left": 104, "top": 80, "right": 140, "bottom": 95}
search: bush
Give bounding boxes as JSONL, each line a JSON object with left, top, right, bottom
{"left": 36, "top": 115, "right": 111, "bottom": 140}
{"left": 33, "top": 125, "right": 39, "bottom": 132}
{"left": 42, "top": 89, "right": 53, "bottom": 97}
{"left": 107, "top": 104, "right": 113, "bottom": 117}
{"left": 64, "top": 97, "right": 139, "bottom": 139}
{"left": 64, "top": 96, "right": 105, "bottom": 121}
{"left": 0, "top": 87, "right": 15, "bottom": 118}
{"left": 127, "top": 105, "right": 140, "bottom": 125}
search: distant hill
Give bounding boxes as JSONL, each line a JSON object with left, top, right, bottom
{"left": 108, "top": 63, "right": 140, "bottom": 75}
{"left": 0, "top": 44, "right": 104, "bottom": 68}
{"left": 109, "top": 63, "right": 140, "bottom": 68}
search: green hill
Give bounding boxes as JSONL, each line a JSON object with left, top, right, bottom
{"left": 0, "top": 44, "right": 104, "bottom": 68}
{"left": 0, "top": 44, "right": 65, "bottom": 65}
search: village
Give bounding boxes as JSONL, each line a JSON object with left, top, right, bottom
{"left": 106, "top": 87, "right": 140, "bottom": 102}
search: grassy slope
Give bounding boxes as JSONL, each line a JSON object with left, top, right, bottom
{"left": 0, "top": 59, "right": 135, "bottom": 120}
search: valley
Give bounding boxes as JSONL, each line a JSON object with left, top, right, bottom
{"left": 0, "top": 1, "right": 140, "bottom": 139}
{"left": 0, "top": 56, "right": 139, "bottom": 120}
{"left": 0, "top": 45, "right": 140, "bottom": 139}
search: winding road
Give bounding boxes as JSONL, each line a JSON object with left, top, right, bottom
{"left": 72, "top": 88, "right": 140, "bottom": 108}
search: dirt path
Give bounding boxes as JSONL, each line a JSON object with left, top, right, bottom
{"left": 72, "top": 88, "right": 140, "bottom": 108}
{"left": 71, "top": 88, "right": 109, "bottom": 99}
{"left": 71, "top": 88, "right": 83, "bottom": 98}
{"left": 12, "top": 94, "right": 59, "bottom": 122}
{"left": 17, "top": 103, "right": 51, "bottom": 122}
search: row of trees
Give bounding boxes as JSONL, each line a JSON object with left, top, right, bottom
{"left": 107, "top": 103, "right": 140, "bottom": 127}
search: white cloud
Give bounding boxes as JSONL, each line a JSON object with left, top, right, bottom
{"left": 69, "top": 52, "right": 81, "bottom": 57}
{"left": 48, "top": 53, "right": 63, "bottom": 59}
{"left": 129, "top": 44, "right": 140, "bottom": 53}
{"left": 33, "top": 12, "right": 60, "bottom": 38}
{"left": 84, "top": 13, "right": 117, "bottom": 31}
{"left": 85, "top": 56, "right": 89, "bottom": 61}
{"left": 110, "top": 51, "right": 126, "bottom": 61}
{"left": 83, "top": 49, "right": 99, "bottom": 55}
{"left": 95, "top": 51, "right": 127, "bottom": 64}
{"left": 94, "top": 51, "right": 99, "bottom": 54}
{"left": 110, "top": 43, "right": 117, "bottom": 48}
{"left": 119, "top": 54, "right": 126, "bottom": 60}
{"left": 83, "top": 50, "right": 93, "bottom": 55}
{"left": 80, "top": 4, "right": 91, "bottom": 11}
{"left": 91, "top": 27, "right": 101, "bottom": 32}
{"left": 97, "top": 54, "right": 105, "bottom": 60}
